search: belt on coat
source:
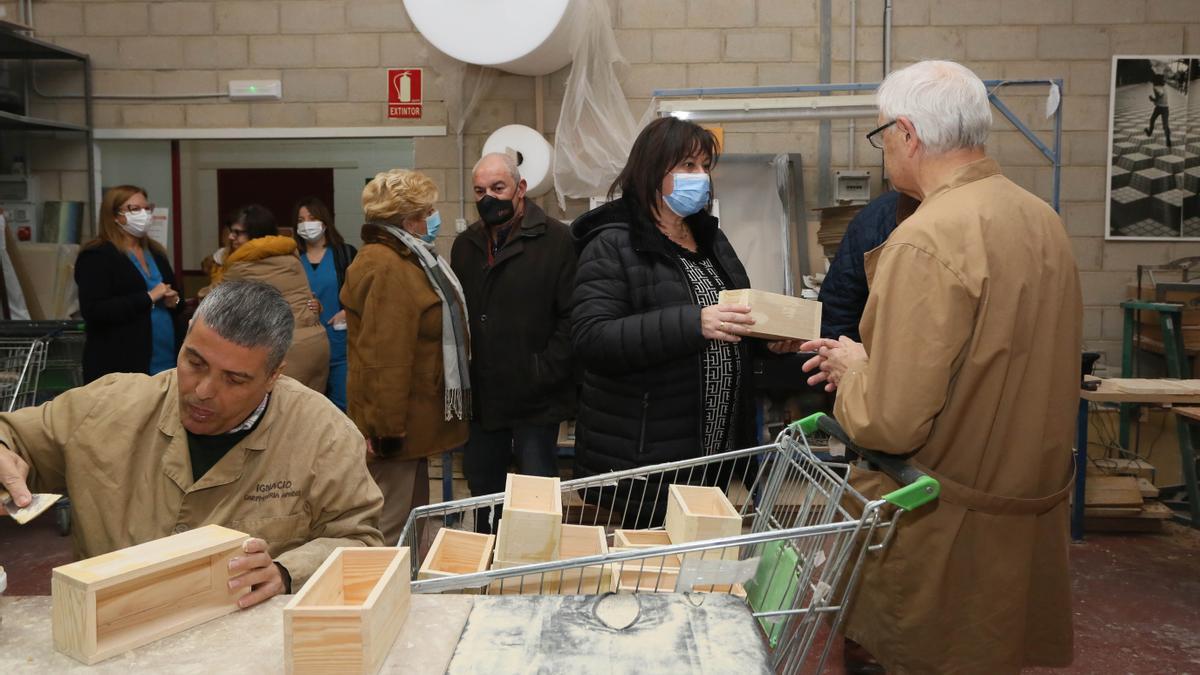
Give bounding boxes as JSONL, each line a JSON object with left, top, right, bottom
{"left": 910, "top": 458, "right": 1074, "bottom": 516}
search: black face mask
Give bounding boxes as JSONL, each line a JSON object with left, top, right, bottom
{"left": 476, "top": 194, "right": 515, "bottom": 227}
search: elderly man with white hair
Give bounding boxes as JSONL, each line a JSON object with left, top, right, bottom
{"left": 802, "top": 60, "right": 1081, "bottom": 673}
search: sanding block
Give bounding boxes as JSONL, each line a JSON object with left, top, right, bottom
{"left": 0, "top": 488, "right": 61, "bottom": 524}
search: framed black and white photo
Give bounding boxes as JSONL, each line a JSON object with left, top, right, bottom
{"left": 1106, "top": 55, "right": 1200, "bottom": 240}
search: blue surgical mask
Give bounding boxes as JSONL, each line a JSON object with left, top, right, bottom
{"left": 422, "top": 211, "right": 441, "bottom": 243}
{"left": 663, "top": 172, "right": 711, "bottom": 218}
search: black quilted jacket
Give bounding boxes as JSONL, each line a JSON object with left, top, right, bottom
{"left": 569, "top": 198, "right": 755, "bottom": 479}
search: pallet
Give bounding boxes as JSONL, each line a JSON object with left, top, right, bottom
{"left": 51, "top": 525, "right": 249, "bottom": 665}
{"left": 284, "top": 547, "right": 411, "bottom": 675}
{"left": 717, "top": 288, "right": 821, "bottom": 341}
{"left": 494, "top": 473, "right": 562, "bottom": 563}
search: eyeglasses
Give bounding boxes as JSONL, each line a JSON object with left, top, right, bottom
{"left": 120, "top": 204, "right": 156, "bottom": 215}
{"left": 229, "top": 227, "right": 248, "bottom": 237}
{"left": 866, "top": 120, "right": 897, "bottom": 149}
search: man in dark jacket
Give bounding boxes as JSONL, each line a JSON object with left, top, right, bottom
{"left": 818, "top": 191, "right": 918, "bottom": 341}
{"left": 450, "top": 153, "right": 576, "bottom": 527}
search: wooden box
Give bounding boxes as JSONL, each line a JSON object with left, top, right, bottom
{"left": 495, "top": 473, "right": 562, "bottom": 563}
{"left": 417, "top": 529, "right": 494, "bottom": 584}
{"left": 284, "top": 547, "right": 411, "bottom": 675}
{"left": 611, "top": 546, "right": 682, "bottom": 574}
{"left": 489, "top": 524, "right": 611, "bottom": 595}
{"left": 718, "top": 288, "right": 822, "bottom": 342}
{"left": 613, "top": 529, "right": 673, "bottom": 548}
{"left": 51, "top": 524, "right": 249, "bottom": 665}
{"left": 665, "top": 485, "right": 743, "bottom": 545}
{"left": 615, "top": 566, "right": 679, "bottom": 593}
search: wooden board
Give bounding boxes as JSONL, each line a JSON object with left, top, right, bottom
{"left": 1081, "top": 376, "right": 1200, "bottom": 404}
{"left": 664, "top": 485, "right": 742, "bottom": 545}
{"left": 51, "top": 524, "right": 249, "bottom": 665}
{"left": 1084, "top": 475, "right": 1144, "bottom": 508}
{"left": 284, "top": 547, "right": 411, "bottom": 675}
{"left": 1111, "top": 378, "right": 1200, "bottom": 396}
{"left": 1088, "top": 457, "right": 1156, "bottom": 480}
{"left": 495, "top": 473, "right": 562, "bottom": 564}
{"left": 717, "top": 288, "right": 821, "bottom": 341}
{"left": 1137, "top": 477, "right": 1160, "bottom": 499}
{"left": 1175, "top": 407, "right": 1200, "bottom": 423}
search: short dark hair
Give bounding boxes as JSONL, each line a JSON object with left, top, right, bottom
{"left": 192, "top": 280, "right": 294, "bottom": 373}
{"left": 608, "top": 117, "right": 720, "bottom": 225}
{"left": 233, "top": 204, "right": 278, "bottom": 240}
{"left": 292, "top": 196, "right": 345, "bottom": 248}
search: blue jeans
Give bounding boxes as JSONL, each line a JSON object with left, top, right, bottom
{"left": 463, "top": 422, "right": 560, "bottom": 533}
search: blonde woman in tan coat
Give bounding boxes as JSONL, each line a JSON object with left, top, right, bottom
{"left": 214, "top": 204, "right": 330, "bottom": 393}
{"left": 341, "top": 169, "right": 470, "bottom": 544}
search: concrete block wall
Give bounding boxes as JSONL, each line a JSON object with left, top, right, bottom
{"left": 17, "top": 0, "right": 1200, "bottom": 367}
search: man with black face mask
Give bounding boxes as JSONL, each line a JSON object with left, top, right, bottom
{"left": 450, "top": 152, "right": 577, "bottom": 533}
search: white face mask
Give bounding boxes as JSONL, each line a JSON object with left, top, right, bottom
{"left": 121, "top": 209, "right": 152, "bottom": 237}
{"left": 297, "top": 220, "right": 325, "bottom": 241}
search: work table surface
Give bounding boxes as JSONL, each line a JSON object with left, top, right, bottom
{"left": 1, "top": 592, "right": 770, "bottom": 674}
{"left": 0, "top": 594, "right": 472, "bottom": 674}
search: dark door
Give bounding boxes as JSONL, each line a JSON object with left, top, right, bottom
{"left": 216, "top": 168, "right": 335, "bottom": 241}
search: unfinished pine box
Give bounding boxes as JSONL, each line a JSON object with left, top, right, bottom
{"left": 284, "top": 547, "right": 411, "bottom": 675}
{"left": 665, "top": 485, "right": 743, "bottom": 545}
{"left": 51, "top": 524, "right": 249, "bottom": 665}
{"left": 494, "top": 473, "right": 562, "bottom": 563}
{"left": 417, "top": 529, "right": 494, "bottom": 587}
{"left": 489, "top": 523, "right": 611, "bottom": 595}
{"left": 718, "top": 288, "right": 821, "bottom": 341}
{"left": 611, "top": 546, "right": 682, "bottom": 574}
{"left": 613, "top": 529, "right": 674, "bottom": 548}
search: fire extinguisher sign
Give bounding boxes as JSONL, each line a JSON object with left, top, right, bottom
{"left": 387, "top": 68, "right": 422, "bottom": 119}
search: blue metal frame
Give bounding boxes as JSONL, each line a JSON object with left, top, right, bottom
{"left": 653, "top": 78, "right": 1066, "bottom": 212}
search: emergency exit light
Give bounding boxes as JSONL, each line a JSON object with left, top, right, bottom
{"left": 228, "top": 80, "right": 282, "bottom": 100}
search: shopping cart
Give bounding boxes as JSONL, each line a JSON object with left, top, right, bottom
{"left": 401, "top": 413, "right": 940, "bottom": 673}
{"left": 0, "top": 321, "right": 86, "bottom": 535}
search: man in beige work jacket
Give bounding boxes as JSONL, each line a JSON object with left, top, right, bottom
{"left": 803, "top": 60, "right": 1081, "bottom": 673}
{"left": 0, "top": 280, "right": 384, "bottom": 607}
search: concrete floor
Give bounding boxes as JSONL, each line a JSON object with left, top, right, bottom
{"left": 2, "top": 509, "right": 1197, "bottom": 672}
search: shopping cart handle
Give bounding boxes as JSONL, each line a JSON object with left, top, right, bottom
{"left": 793, "top": 412, "right": 940, "bottom": 511}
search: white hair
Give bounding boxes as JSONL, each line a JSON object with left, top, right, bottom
{"left": 876, "top": 60, "right": 993, "bottom": 155}
{"left": 473, "top": 152, "right": 521, "bottom": 184}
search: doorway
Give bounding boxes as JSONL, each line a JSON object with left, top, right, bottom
{"left": 216, "top": 168, "right": 335, "bottom": 241}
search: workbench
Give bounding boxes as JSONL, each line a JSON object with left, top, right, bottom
{"left": 0, "top": 592, "right": 770, "bottom": 674}
{"left": 1075, "top": 377, "right": 1200, "bottom": 540}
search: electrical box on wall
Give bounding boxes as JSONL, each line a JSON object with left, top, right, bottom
{"left": 228, "top": 80, "right": 282, "bottom": 100}
{"left": 835, "top": 170, "right": 871, "bottom": 203}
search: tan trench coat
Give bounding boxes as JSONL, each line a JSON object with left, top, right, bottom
{"left": 221, "top": 236, "right": 330, "bottom": 394}
{"left": 0, "top": 370, "right": 384, "bottom": 590}
{"left": 835, "top": 158, "right": 1081, "bottom": 673}
{"left": 340, "top": 225, "right": 469, "bottom": 459}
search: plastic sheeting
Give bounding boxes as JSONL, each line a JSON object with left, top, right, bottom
{"left": 552, "top": 0, "right": 641, "bottom": 208}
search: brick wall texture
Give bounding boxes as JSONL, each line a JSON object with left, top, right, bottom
{"left": 18, "top": 0, "right": 1200, "bottom": 366}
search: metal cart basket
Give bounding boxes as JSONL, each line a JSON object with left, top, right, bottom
{"left": 400, "top": 413, "right": 939, "bottom": 673}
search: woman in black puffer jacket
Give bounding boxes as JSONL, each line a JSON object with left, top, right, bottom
{"left": 570, "top": 118, "right": 801, "bottom": 526}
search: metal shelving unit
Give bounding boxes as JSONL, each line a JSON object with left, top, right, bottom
{"left": 0, "top": 24, "right": 93, "bottom": 236}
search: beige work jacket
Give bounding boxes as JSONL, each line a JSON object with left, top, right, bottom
{"left": 835, "top": 158, "right": 1082, "bottom": 673}
{"left": 1, "top": 370, "right": 383, "bottom": 590}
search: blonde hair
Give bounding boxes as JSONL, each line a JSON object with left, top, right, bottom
{"left": 362, "top": 169, "right": 437, "bottom": 225}
{"left": 85, "top": 184, "right": 166, "bottom": 257}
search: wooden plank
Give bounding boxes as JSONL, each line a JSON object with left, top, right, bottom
{"left": 51, "top": 525, "right": 249, "bottom": 665}
{"left": 284, "top": 547, "right": 411, "bottom": 675}
{"left": 1088, "top": 457, "right": 1156, "bottom": 480}
{"left": 1084, "top": 475, "right": 1143, "bottom": 507}
{"left": 495, "top": 474, "right": 562, "bottom": 564}
{"left": 717, "top": 288, "right": 821, "bottom": 341}
{"left": 1175, "top": 407, "right": 1200, "bottom": 423}
{"left": 1111, "top": 378, "right": 1200, "bottom": 396}
{"left": 1084, "top": 506, "right": 1144, "bottom": 517}
{"left": 1137, "top": 477, "right": 1160, "bottom": 499}
{"left": 1081, "top": 376, "right": 1200, "bottom": 404}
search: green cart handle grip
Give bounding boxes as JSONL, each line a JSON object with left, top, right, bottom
{"left": 791, "top": 412, "right": 940, "bottom": 511}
